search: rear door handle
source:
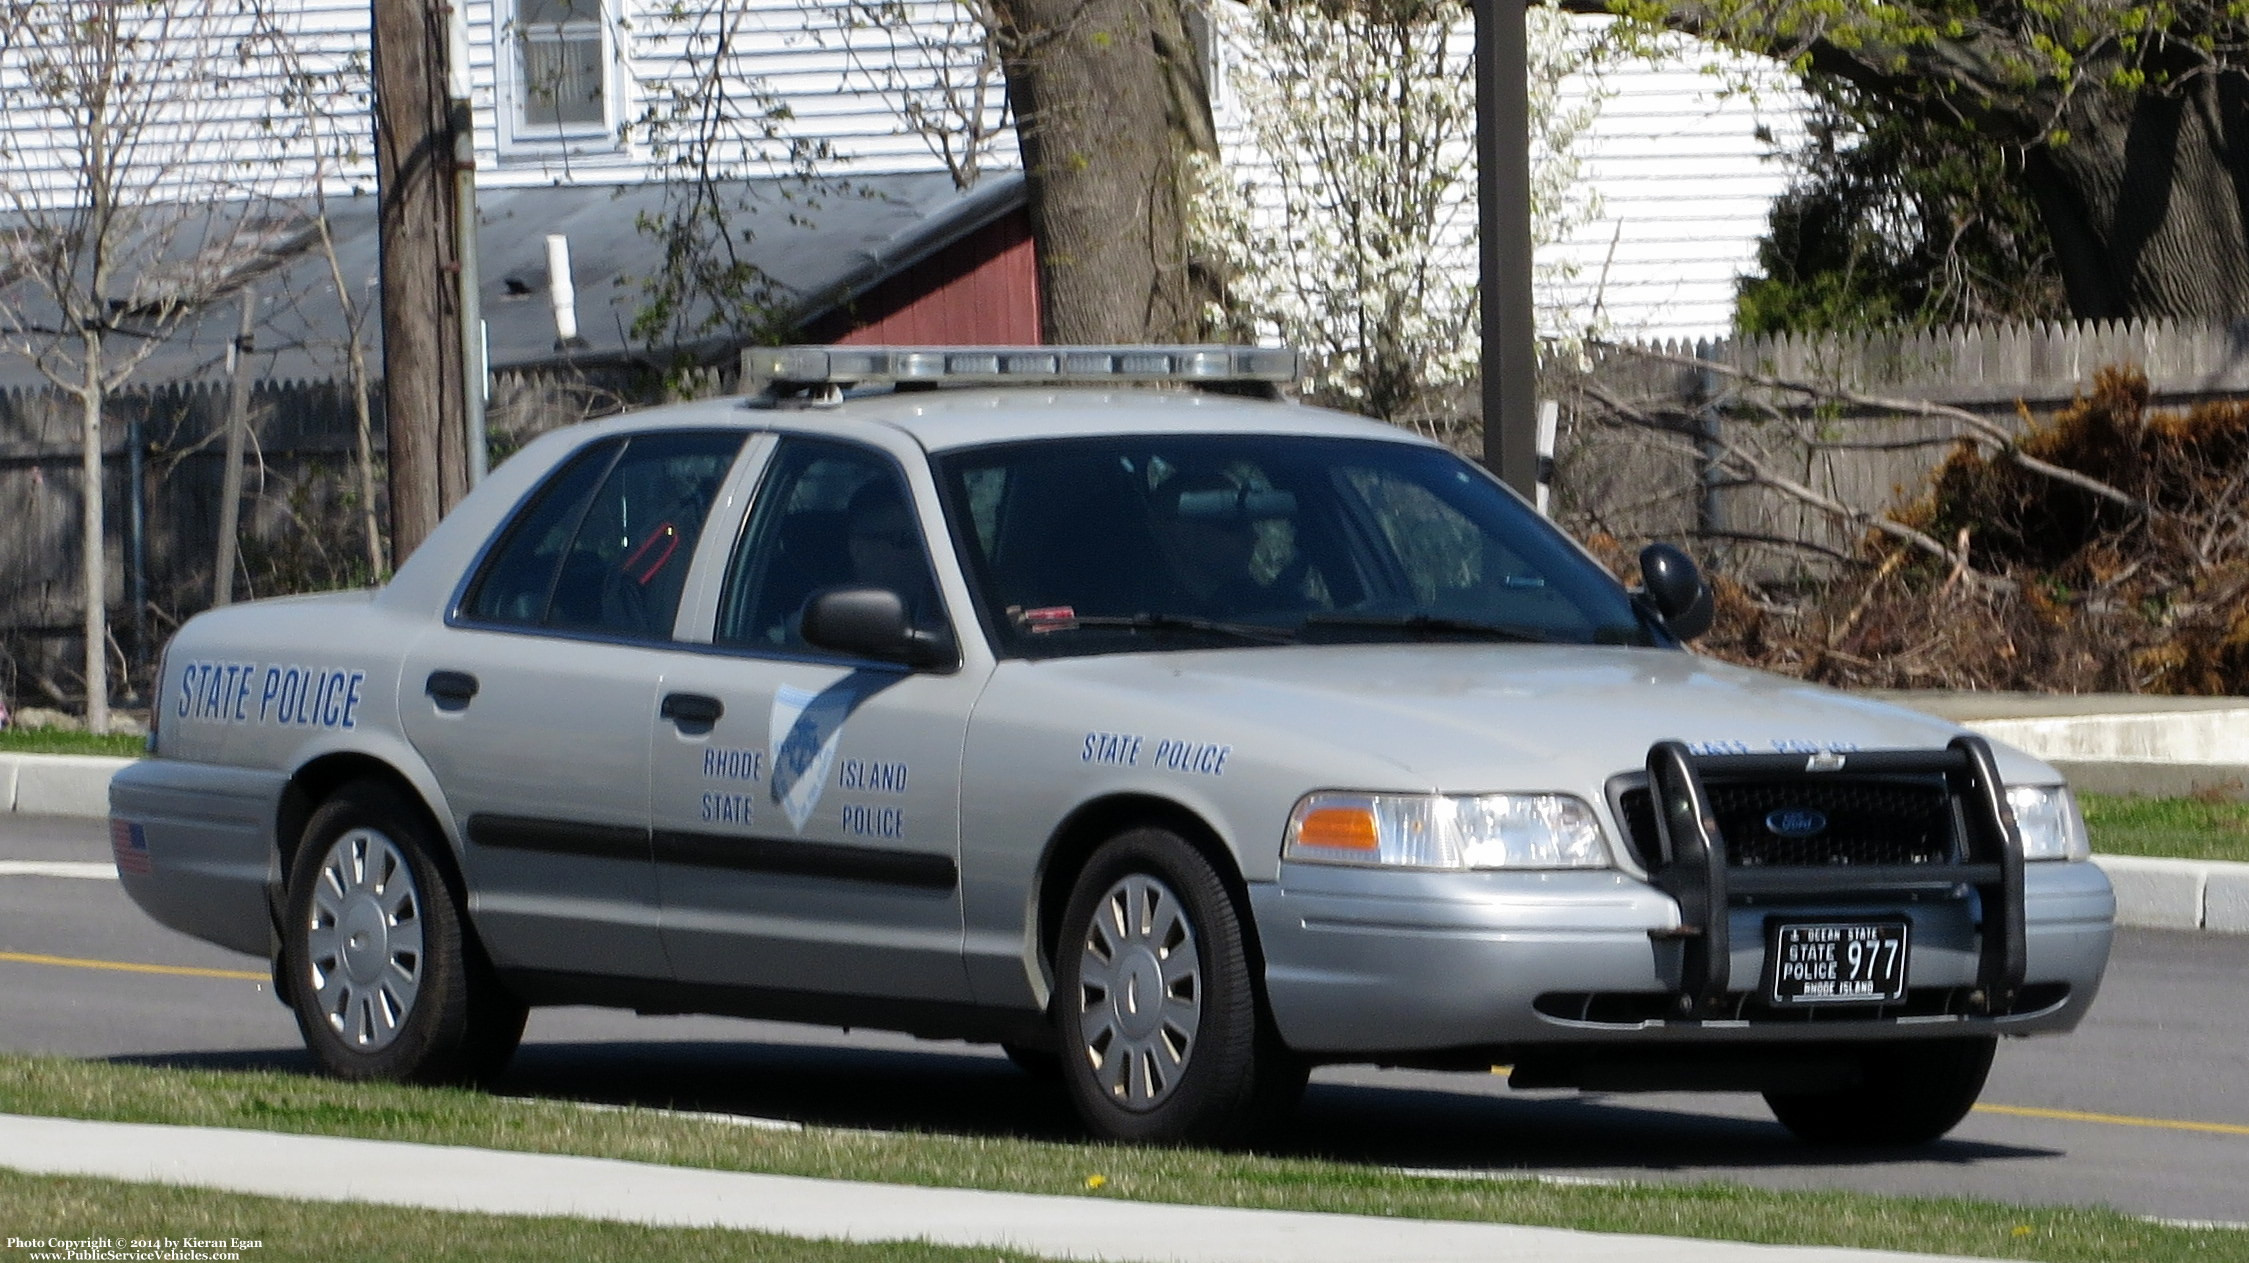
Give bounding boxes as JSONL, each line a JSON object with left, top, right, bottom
{"left": 660, "top": 692, "right": 724, "bottom": 728}
{"left": 425, "top": 670, "right": 479, "bottom": 710}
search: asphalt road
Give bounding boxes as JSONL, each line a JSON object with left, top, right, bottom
{"left": 5, "top": 813, "right": 2247, "bottom": 1226}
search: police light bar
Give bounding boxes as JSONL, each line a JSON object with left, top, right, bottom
{"left": 746, "top": 345, "right": 1301, "bottom": 392}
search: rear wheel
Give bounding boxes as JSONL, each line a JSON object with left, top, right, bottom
{"left": 1764, "top": 1037, "right": 1996, "bottom": 1146}
{"left": 1000, "top": 1041, "right": 1062, "bottom": 1081}
{"left": 281, "top": 780, "right": 525, "bottom": 1084}
{"left": 1053, "top": 826, "right": 1299, "bottom": 1144}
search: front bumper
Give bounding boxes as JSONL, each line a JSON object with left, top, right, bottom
{"left": 1251, "top": 857, "right": 2114, "bottom": 1057}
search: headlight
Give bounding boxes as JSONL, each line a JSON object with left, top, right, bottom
{"left": 1284, "top": 791, "right": 1610, "bottom": 870}
{"left": 2006, "top": 784, "right": 2090, "bottom": 861}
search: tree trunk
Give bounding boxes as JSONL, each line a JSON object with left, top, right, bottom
{"left": 2018, "top": 74, "right": 2249, "bottom": 320}
{"left": 989, "top": 0, "right": 1217, "bottom": 341}
{"left": 372, "top": 0, "right": 469, "bottom": 562}
{"left": 79, "top": 340, "right": 108, "bottom": 736}
{"left": 1795, "top": 33, "right": 2249, "bottom": 322}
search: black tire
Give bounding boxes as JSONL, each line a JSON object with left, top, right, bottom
{"left": 1000, "top": 1041, "right": 1063, "bottom": 1081}
{"left": 281, "top": 779, "right": 526, "bottom": 1085}
{"left": 1053, "top": 826, "right": 1299, "bottom": 1145}
{"left": 1763, "top": 1037, "right": 1997, "bottom": 1146}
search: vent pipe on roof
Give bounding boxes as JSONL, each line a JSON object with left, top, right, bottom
{"left": 547, "top": 234, "right": 587, "bottom": 351}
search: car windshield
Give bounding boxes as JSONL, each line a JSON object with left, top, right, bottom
{"left": 936, "top": 433, "right": 1650, "bottom": 657}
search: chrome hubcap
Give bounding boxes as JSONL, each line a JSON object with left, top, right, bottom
{"left": 1076, "top": 873, "right": 1201, "bottom": 1111}
{"left": 303, "top": 827, "right": 424, "bottom": 1052}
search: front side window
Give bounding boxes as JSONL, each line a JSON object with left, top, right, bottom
{"left": 461, "top": 430, "right": 743, "bottom": 638}
{"left": 715, "top": 439, "right": 945, "bottom": 653}
{"left": 505, "top": 0, "right": 615, "bottom": 148}
{"left": 937, "top": 434, "right": 1648, "bottom": 657}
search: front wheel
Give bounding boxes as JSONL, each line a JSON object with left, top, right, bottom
{"left": 281, "top": 780, "right": 525, "bottom": 1084}
{"left": 1764, "top": 1037, "right": 1997, "bottom": 1146}
{"left": 1053, "top": 826, "right": 1299, "bottom": 1145}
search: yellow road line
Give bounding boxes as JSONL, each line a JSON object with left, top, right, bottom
{"left": 1977, "top": 1102, "right": 2249, "bottom": 1138}
{"left": 0, "top": 950, "right": 265, "bottom": 982}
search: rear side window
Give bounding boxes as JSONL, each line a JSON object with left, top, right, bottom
{"left": 461, "top": 430, "right": 743, "bottom": 638}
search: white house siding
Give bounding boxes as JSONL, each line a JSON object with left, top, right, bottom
{"left": 493, "top": 0, "right": 1000, "bottom": 183}
{"left": 0, "top": 0, "right": 350, "bottom": 202}
{"left": 0, "top": 0, "right": 1798, "bottom": 340}
{"left": 0, "top": 0, "right": 996, "bottom": 200}
{"left": 1548, "top": 32, "right": 1807, "bottom": 341}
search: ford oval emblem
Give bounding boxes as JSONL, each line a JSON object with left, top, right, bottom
{"left": 1765, "top": 808, "right": 1828, "bottom": 839}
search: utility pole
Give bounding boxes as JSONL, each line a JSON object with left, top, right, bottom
{"left": 1476, "top": 0, "right": 1539, "bottom": 499}
{"left": 448, "top": 0, "right": 488, "bottom": 487}
{"left": 373, "top": 0, "right": 470, "bottom": 563}
{"left": 211, "top": 287, "right": 257, "bottom": 606}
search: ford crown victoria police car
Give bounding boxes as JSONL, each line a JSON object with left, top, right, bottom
{"left": 113, "top": 346, "right": 2115, "bottom": 1146}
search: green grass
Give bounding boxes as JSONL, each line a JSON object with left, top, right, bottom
{"left": 2082, "top": 792, "right": 2249, "bottom": 863}
{"left": 0, "top": 727, "right": 144, "bottom": 757}
{"left": 0, "top": 1167, "right": 1049, "bottom": 1262}
{"left": 0, "top": 1056, "right": 2233, "bottom": 1262}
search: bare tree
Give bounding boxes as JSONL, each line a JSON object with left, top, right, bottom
{"left": 627, "top": 2, "right": 841, "bottom": 362}
{"left": 245, "top": 0, "right": 388, "bottom": 580}
{"left": 811, "top": 0, "right": 1011, "bottom": 191}
{"left": 986, "top": 0, "right": 1218, "bottom": 341}
{"left": 0, "top": 0, "right": 296, "bottom": 731}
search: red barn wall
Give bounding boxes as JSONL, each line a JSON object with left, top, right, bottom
{"left": 815, "top": 211, "right": 1040, "bottom": 346}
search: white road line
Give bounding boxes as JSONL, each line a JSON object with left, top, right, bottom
{"left": 0, "top": 861, "right": 116, "bottom": 880}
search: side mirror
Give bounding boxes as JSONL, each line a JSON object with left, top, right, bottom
{"left": 1637, "top": 543, "right": 1714, "bottom": 642}
{"left": 801, "top": 587, "right": 950, "bottom": 668}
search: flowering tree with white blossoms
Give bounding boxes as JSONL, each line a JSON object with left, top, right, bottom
{"left": 1200, "top": 0, "right": 1603, "bottom": 423}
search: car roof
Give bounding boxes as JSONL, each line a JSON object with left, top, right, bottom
{"left": 550, "top": 386, "right": 1437, "bottom": 456}
{"left": 763, "top": 387, "right": 1430, "bottom": 453}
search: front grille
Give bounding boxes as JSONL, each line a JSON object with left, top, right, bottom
{"left": 1616, "top": 775, "right": 1958, "bottom": 870}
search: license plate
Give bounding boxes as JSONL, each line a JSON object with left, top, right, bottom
{"left": 1766, "top": 920, "right": 1909, "bottom": 1004}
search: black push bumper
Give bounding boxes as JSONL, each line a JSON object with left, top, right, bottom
{"left": 1641, "top": 735, "right": 2026, "bottom": 1019}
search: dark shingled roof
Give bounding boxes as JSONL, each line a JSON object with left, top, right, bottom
{"left": 0, "top": 170, "right": 1025, "bottom": 390}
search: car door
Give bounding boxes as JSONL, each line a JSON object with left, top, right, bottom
{"left": 401, "top": 429, "right": 747, "bottom": 979}
{"left": 651, "top": 435, "right": 982, "bottom": 1001}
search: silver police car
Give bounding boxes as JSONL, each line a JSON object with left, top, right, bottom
{"left": 113, "top": 345, "right": 2114, "bottom": 1147}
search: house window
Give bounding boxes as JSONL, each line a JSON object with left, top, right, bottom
{"left": 505, "top": 0, "right": 618, "bottom": 149}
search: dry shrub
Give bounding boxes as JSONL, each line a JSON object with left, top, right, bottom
{"left": 1698, "top": 368, "right": 2249, "bottom": 694}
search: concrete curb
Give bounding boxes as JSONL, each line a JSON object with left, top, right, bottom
{"left": 0, "top": 1113, "right": 1991, "bottom": 1263}
{"left": 0, "top": 753, "right": 134, "bottom": 818}
{"left": 6, "top": 752, "right": 2237, "bottom": 933}
{"left": 2092, "top": 854, "right": 2249, "bottom": 934}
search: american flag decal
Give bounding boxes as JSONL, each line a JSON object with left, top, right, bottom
{"left": 110, "top": 818, "right": 150, "bottom": 876}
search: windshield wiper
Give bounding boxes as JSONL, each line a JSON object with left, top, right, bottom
{"left": 1011, "top": 608, "right": 1297, "bottom": 644}
{"left": 1301, "top": 612, "right": 1557, "bottom": 643}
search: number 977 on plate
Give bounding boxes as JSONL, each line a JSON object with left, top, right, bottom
{"left": 1764, "top": 918, "right": 1910, "bottom": 1004}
